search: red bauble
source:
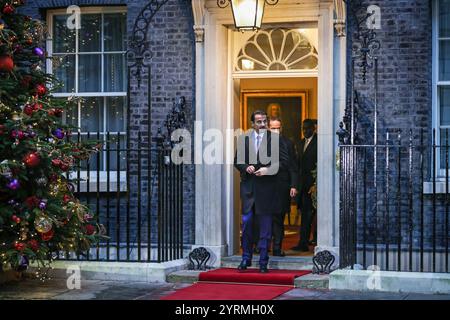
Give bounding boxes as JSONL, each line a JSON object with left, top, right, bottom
{"left": 40, "top": 229, "right": 54, "bottom": 241}
{"left": 51, "top": 159, "right": 61, "bottom": 167}
{"left": 32, "top": 103, "right": 43, "bottom": 111}
{"left": 23, "top": 151, "right": 40, "bottom": 167}
{"left": 84, "top": 224, "right": 96, "bottom": 235}
{"left": 2, "top": 4, "right": 14, "bottom": 15}
{"left": 28, "top": 239, "right": 39, "bottom": 251}
{"left": 14, "top": 242, "right": 26, "bottom": 251}
{"left": 11, "top": 214, "right": 17, "bottom": 221}
{"left": 63, "top": 194, "right": 71, "bottom": 203}
{"left": 0, "top": 56, "right": 14, "bottom": 72}
{"left": 59, "top": 162, "right": 69, "bottom": 171}
{"left": 35, "top": 84, "right": 47, "bottom": 96}
{"left": 26, "top": 196, "right": 40, "bottom": 209}
{"left": 49, "top": 108, "right": 63, "bottom": 117}
{"left": 11, "top": 130, "right": 25, "bottom": 140}
{"left": 24, "top": 104, "right": 34, "bottom": 116}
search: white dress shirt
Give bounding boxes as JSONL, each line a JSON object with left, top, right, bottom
{"left": 303, "top": 135, "right": 313, "bottom": 152}
{"left": 253, "top": 130, "right": 265, "bottom": 153}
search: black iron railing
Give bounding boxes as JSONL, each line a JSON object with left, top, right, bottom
{"left": 57, "top": 98, "right": 187, "bottom": 263}
{"left": 339, "top": 128, "right": 450, "bottom": 273}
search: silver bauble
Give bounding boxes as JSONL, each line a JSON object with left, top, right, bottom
{"left": 34, "top": 215, "right": 53, "bottom": 233}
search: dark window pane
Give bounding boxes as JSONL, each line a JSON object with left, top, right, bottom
{"left": 52, "top": 55, "right": 75, "bottom": 93}
{"left": 440, "top": 129, "right": 450, "bottom": 169}
{"left": 440, "top": 86, "right": 450, "bottom": 125}
{"left": 440, "top": 0, "right": 450, "bottom": 37}
{"left": 440, "top": 40, "right": 450, "bottom": 81}
{"left": 53, "top": 15, "right": 75, "bottom": 53}
{"left": 104, "top": 53, "right": 127, "bottom": 92}
{"left": 79, "top": 14, "right": 101, "bottom": 52}
{"left": 106, "top": 96, "right": 126, "bottom": 132}
{"left": 78, "top": 54, "right": 101, "bottom": 92}
{"left": 104, "top": 13, "right": 126, "bottom": 51}
{"left": 64, "top": 101, "right": 78, "bottom": 127}
{"left": 80, "top": 134, "right": 104, "bottom": 171}
{"left": 108, "top": 134, "right": 126, "bottom": 171}
{"left": 80, "top": 97, "right": 103, "bottom": 132}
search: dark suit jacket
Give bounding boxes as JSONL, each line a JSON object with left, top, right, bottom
{"left": 278, "top": 135, "right": 298, "bottom": 188}
{"left": 277, "top": 135, "right": 298, "bottom": 213}
{"left": 297, "top": 134, "right": 317, "bottom": 195}
{"left": 234, "top": 130, "right": 289, "bottom": 216}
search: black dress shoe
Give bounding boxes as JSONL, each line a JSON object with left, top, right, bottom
{"left": 272, "top": 250, "right": 286, "bottom": 257}
{"left": 259, "top": 265, "right": 269, "bottom": 273}
{"left": 237, "top": 260, "right": 252, "bottom": 270}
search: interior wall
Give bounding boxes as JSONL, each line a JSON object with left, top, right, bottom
{"left": 239, "top": 77, "right": 318, "bottom": 121}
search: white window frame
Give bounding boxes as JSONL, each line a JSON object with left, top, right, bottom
{"left": 46, "top": 6, "right": 128, "bottom": 192}
{"left": 433, "top": 0, "right": 450, "bottom": 177}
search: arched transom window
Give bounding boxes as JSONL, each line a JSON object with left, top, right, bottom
{"left": 235, "top": 29, "right": 318, "bottom": 72}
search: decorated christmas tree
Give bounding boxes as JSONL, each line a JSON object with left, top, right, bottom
{"left": 0, "top": 0, "right": 101, "bottom": 272}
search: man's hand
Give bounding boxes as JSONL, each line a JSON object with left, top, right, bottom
{"left": 246, "top": 165, "right": 256, "bottom": 174}
{"left": 290, "top": 188, "right": 298, "bottom": 198}
{"left": 254, "top": 167, "right": 268, "bottom": 176}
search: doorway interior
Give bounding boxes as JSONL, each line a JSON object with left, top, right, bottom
{"left": 233, "top": 77, "right": 318, "bottom": 257}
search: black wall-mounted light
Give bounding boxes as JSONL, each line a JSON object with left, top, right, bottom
{"left": 217, "top": 0, "right": 279, "bottom": 31}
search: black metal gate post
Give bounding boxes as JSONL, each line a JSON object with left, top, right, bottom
{"left": 336, "top": 1, "right": 381, "bottom": 269}
{"left": 155, "top": 97, "right": 187, "bottom": 262}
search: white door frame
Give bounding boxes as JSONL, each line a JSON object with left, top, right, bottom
{"left": 191, "top": 0, "right": 344, "bottom": 266}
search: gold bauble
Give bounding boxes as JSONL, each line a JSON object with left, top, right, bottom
{"left": 34, "top": 215, "right": 53, "bottom": 233}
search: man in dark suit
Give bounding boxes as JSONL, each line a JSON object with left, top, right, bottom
{"left": 268, "top": 117, "right": 298, "bottom": 257}
{"left": 292, "top": 119, "right": 317, "bottom": 252}
{"left": 234, "top": 110, "right": 289, "bottom": 273}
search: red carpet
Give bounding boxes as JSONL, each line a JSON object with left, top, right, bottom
{"left": 161, "top": 283, "right": 291, "bottom": 300}
{"left": 199, "top": 268, "right": 311, "bottom": 286}
{"left": 161, "top": 268, "right": 311, "bottom": 300}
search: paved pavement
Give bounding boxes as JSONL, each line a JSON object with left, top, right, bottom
{"left": 1, "top": 278, "right": 450, "bottom": 300}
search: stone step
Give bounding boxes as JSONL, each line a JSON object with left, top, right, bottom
{"left": 166, "top": 256, "right": 314, "bottom": 284}
{"left": 294, "top": 273, "right": 330, "bottom": 289}
{"left": 221, "top": 255, "right": 314, "bottom": 271}
{"left": 166, "top": 270, "right": 202, "bottom": 284}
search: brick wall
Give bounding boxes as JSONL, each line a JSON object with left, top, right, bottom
{"left": 346, "top": 1, "right": 448, "bottom": 255}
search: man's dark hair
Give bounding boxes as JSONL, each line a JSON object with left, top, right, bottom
{"left": 269, "top": 117, "right": 282, "bottom": 124}
{"left": 303, "top": 118, "right": 316, "bottom": 128}
{"left": 251, "top": 110, "right": 267, "bottom": 122}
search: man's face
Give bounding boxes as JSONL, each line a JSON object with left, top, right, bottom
{"left": 269, "top": 120, "right": 282, "bottom": 134}
{"left": 302, "top": 124, "right": 314, "bottom": 139}
{"left": 252, "top": 114, "right": 267, "bottom": 132}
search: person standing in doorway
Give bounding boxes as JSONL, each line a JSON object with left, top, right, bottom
{"left": 269, "top": 117, "right": 298, "bottom": 256}
{"left": 234, "top": 110, "right": 289, "bottom": 273}
{"left": 292, "top": 119, "right": 317, "bottom": 252}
